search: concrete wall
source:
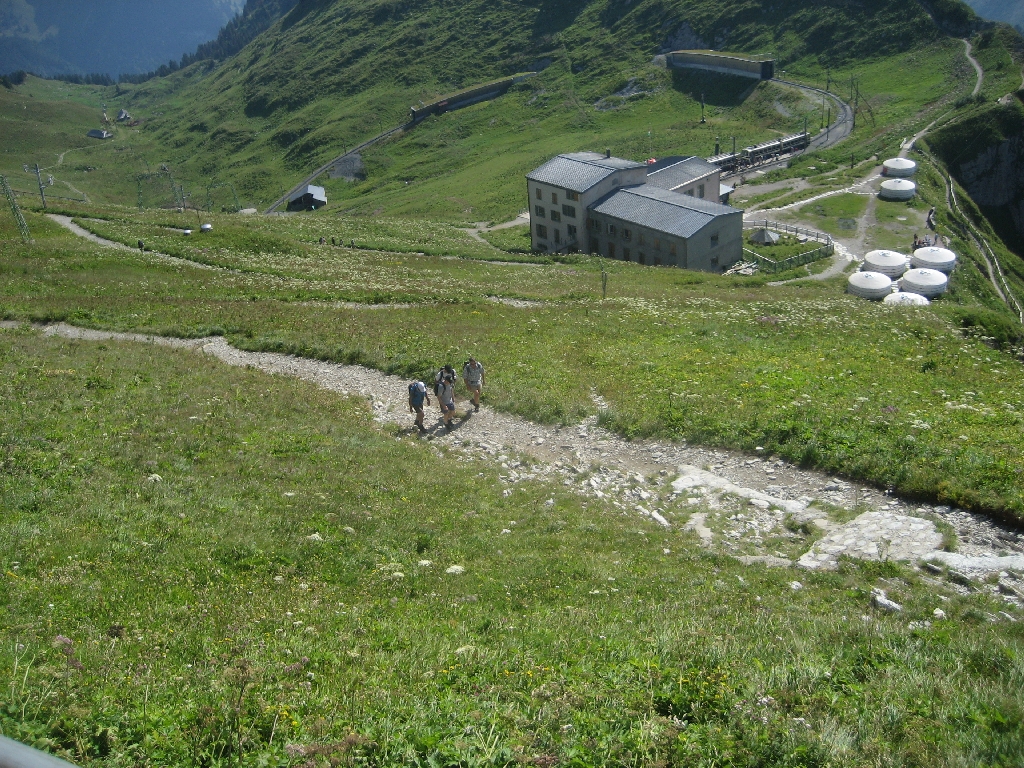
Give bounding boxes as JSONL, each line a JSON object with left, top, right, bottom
{"left": 668, "top": 51, "right": 773, "bottom": 80}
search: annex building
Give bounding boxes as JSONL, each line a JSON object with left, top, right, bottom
{"left": 526, "top": 151, "right": 743, "bottom": 271}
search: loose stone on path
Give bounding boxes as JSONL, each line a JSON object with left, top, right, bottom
{"left": 798, "top": 511, "right": 943, "bottom": 570}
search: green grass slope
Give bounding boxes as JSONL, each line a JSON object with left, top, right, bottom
{"left": 2, "top": 328, "right": 1023, "bottom": 767}
{"left": 4, "top": 194, "right": 1024, "bottom": 521}
{"left": 0, "top": 0, "right": 984, "bottom": 214}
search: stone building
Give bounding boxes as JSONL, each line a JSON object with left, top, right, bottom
{"left": 526, "top": 151, "right": 743, "bottom": 271}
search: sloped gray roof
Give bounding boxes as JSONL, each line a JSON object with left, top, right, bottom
{"left": 645, "top": 156, "right": 718, "bottom": 191}
{"left": 589, "top": 185, "right": 740, "bottom": 239}
{"left": 290, "top": 184, "right": 326, "bottom": 203}
{"left": 527, "top": 152, "right": 645, "bottom": 193}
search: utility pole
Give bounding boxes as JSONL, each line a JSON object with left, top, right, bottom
{"left": 700, "top": 92, "right": 706, "bottom": 123}
{"left": 853, "top": 87, "right": 858, "bottom": 131}
{"left": 850, "top": 75, "right": 854, "bottom": 102}
{"left": 826, "top": 106, "right": 831, "bottom": 141}
{"left": 732, "top": 136, "right": 736, "bottom": 154}
{"left": 34, "top": 164, "right": 46, "bottom": 208}
{"left": 826, "top": 68, "right": 830, "bottom": 92}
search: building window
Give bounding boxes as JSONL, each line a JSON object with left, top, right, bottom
{"left": 567, "top": 225, "right": 577, "bottom": 240}
{"left": 566, "top": 190, "right": 579, "bottom": 201}
{"left": 622, "top": 229, "right": 631, "bottom": 241}
{"left": 685, "top": 189, "right": 694, "bottom": 196}
{"left": 654, "top": 238, "right": 661, "bottom": 251}
{"left": 536, "top": 187, "right": 542, "bottom": 200}
{"left": 534, "top": 206, "right": 545, "bottom": 218}
{"left": 562, "top": 204, "right": 576, "bottom": 218}
{"left": 536, "top": 224, "right": 547, "bottom": 238}
{"left": 551, "top": 192, "right": 558, "bottom": 205}
{"left": 554, "top": 229, "right": 561, "bottom": 244}
{"left": 608, "top": 224, "right": 616, "bottom": 237}
{"left": 608, "top": 242, "right": 616, "bottom": 259}
{"left": 638, "top": 233, "right": 645, "bottom": 245}
{"left": 550, "top": 210, "right": 561, "bottom": 223}
{"left": 710, "top": 232, "right": 720, "bottom": 248}
{"left": 588, "top": 218, "right": 597, "bottom": 230}
{"left": 698, "top": 184, "right": 705, "bottom": 199}
{"left": 623, "top": 247, "right": 631, "bottom": 261}
{"left": 669, "top": 242, "right": 677, "bottom": 257}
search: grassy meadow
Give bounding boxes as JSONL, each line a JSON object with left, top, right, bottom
{"left": 2, "top": 328, "right": 1023, "bottom": 767}
{"left": 3, "top": 201, "right": 1024, "bottom": 523}
{"left": 2, "top": 6, "right": 1024, "bottom": 763}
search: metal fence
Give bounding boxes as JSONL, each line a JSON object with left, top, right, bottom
{"left": 743, "top": 218, "right": 833, "bottom": 245}
{"left": 742, "top": 242, "right": 834, "bottom": 274}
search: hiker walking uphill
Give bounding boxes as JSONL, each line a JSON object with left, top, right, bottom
{"left": 435, "top": 367, "right": 457, "bottom": 430}
{"left": 408, "top": 379, "right": 431, "bottom": 432}
{"left": 462, "top": 356, "right": 485, "bottom": 412}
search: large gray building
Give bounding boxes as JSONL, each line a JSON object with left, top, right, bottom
{"left": 526, "top": 151, "right": 743, "bottom": 271}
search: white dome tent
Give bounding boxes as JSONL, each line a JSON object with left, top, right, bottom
{"left": 911, "top": 246, "right": 957, "bottom": 273}
{"left": 863, "top": 250, "right": 909, "bottom": 277}
{"left": 878, "top": 179, "right": 917, "bottom": 200}
{"left": 883, "top": 292, "right": 930, "bottom": 306}
{"left": 848, "top": 271, "right": 893, "bottom": 300}
{"left": 901, "top": 268, "right": 948, "bottom": 297}
{"left": 882, "top": 158, "right": 917, "bottom": 177}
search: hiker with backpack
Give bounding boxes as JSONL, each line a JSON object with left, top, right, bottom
{"left": 434, "top": 365, "right": 457, "bottom": 429}
{"left": 408, "top": 380, "right": 431, "bottom": 432}
{"left": 462, "top": 356, "right": 485, "bottom": 413}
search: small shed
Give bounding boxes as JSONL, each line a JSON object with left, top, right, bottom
{"left": 287, "top": 184, "right": 327, "bottom": 211}
{"left": 749, "top": 228, "right": 779, "bottom": 245}
{"left": 116, "top": 109, "right": 131, "bottom": 122}
{"left": 87, "top": 129, "right": 112, "bottom": 140}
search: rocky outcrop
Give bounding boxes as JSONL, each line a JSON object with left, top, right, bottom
{"left": 958, "top": 134, "right": 1024, "bottom": 208}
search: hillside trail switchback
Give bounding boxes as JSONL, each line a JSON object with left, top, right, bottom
{"left": 7, "top": 321, "right": 1023, "bottom": 591}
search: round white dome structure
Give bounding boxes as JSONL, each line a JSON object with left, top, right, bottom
{"left": 848, "top": 271, "right": 893, "bottom": 300}
{"left": 901, "top": 268, "right": 948, "bottom": 297}
{"left": 911, "top": 246, "right": 957, "bottom": 273}
{"left": 883, "top": 292, "right": 930, "bottom": 306}
{"left": 882, "top": 158, "right": 917, "bottom": 177}
{"left": 863, "top": 250, "right": 909, "bottom": 277}
{"left": 879, "top": 179, "right": 917, "bottom": 200}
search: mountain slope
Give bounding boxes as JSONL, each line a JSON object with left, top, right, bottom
{"left": 0, "top": 0, "right": 243, "bottom": 76}
{"left": 965, "top": 0, "right": 1024, "bottom": 31}
{"left": 113, "top": 0, "right": 963, "bottom": 206}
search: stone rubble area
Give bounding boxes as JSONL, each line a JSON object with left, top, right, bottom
{"left": 18, "top": 323, "right": 1024, "bottom": 610}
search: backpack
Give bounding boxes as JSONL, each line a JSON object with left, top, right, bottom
{"left": 409, "top": 381, "right": 426, "bottom": 405}
{"left": 433, "top": 368, "right": 444, "bottom": 396}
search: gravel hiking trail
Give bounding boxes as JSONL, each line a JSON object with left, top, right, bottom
{"left": 9, "top": 321, "right": 1023, "bottom": 595}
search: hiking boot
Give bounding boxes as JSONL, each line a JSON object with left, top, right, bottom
{"left": 474, "top": 404, "right": 479, "bottom": 412}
